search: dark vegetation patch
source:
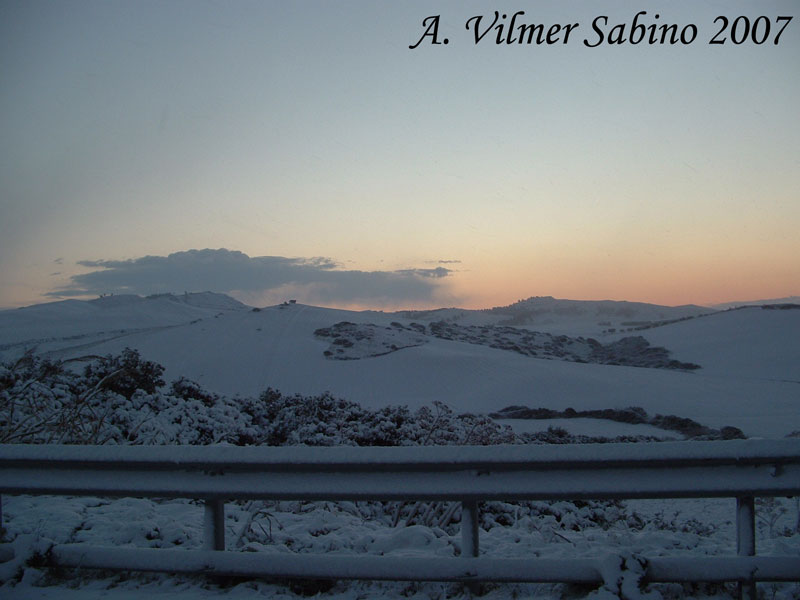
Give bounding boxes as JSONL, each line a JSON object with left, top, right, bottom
{"left": 1, "top": 351, "right": 514, "bottom": 447}
{"left": 314, "top": 322, "right": 426, "bottom": 360}
{"left": 315, "top": 320, "right": 701, "bottom": 370}
{"left": 490, "top": 405, "right": 746, "bottom": 440}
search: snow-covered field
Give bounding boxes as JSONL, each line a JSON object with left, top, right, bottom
{"left": 2, "top": 293, "right": 796, "bottom": 437}
{"left": 1, "top": 293, "right": 799, "bottom": 598}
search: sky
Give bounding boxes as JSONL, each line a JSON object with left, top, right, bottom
{"left": 1, "top": 0, "right": 798, "bottom": 310}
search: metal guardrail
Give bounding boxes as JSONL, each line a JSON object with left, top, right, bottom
{"left": 1, "top": 440, "right": 799, "bottom": 598}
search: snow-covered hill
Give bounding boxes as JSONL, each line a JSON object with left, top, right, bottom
{"left": 711, "top": 296, "right": 800, "bottom": 310}
{"left": 614, "top": 305, "right": 800, "bottom": 383}
{"left": 400, "top": 296, "right": 714, "bottom": 336}
{"left": 0, "top": 292, "right": 248, "bottom": 358}
{"left": 1, "top": 295, "right": 797, "bottom": 438}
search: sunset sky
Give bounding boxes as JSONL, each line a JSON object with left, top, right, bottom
{"left": 2, "top": 0, "right": 798, "bottom": 310}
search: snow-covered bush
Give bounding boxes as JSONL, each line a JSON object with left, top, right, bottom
{"left": 0, "top": 352, "right": 253, "bottom": 445}
{"left": 0, "top": 351, "right": 107, "bottom": 444}
{"left": 251, "top": 393, "right": 516, "bottom": 447}
{"left": 0, "top": 353, "right": 519, "bottom": 448}
{"left": 83, "top": 348, "right": 166, "bottom": 400}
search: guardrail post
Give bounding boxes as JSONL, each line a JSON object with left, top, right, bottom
{"left": 204, "top": 500, "right": 225, "bottom": 551}
{"left": 736, "top": 496, "right": 756, "bottom": 600}
{"left": 461, "top": 500, "right": 479, "bottom": 558}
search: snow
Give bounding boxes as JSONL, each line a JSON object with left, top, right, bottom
{"left": 1, "top": 295, "right": 799, "bottom": 598}
{"left": 3, "top": 493, "right": 799, "bottom": 599}
{"left": 401, "top": 297, "right": 714, "bottom": 337}
{"left": 1, "top": 298, "right": 798, "bottom": 437}
{"left": 7, "top": 301, "right": 791, "bottom": 437}
{"left": 0, "top": 292, "right": 248, "bottom": 358}
{"left": 314, "top": 322, "right": 427, "bottom": 360}
{"left": 611, "top": 307, "right": 800, "bottom": 383}
{"left": 498, "top": 419, "right": 680, "bottom": 439}
{"left": 3, "top": 438, "right": 800, "bottom": 467}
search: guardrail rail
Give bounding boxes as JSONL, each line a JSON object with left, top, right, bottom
{"left": 1, "top": 440, "right": 799, "bottom": 599}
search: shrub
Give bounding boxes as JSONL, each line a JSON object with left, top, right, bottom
{"left": 83, "top": 348, "right": 165, "bottom": 400}
{"left": 169, "top": 377, "right": 219, "bottom": 407}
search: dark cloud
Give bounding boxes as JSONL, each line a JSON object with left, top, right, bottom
{"left": 395, "top": 267, "right": 450, "bottom": 279}
{"left": 48, "top": 249, "right": 452, "bottom": 304}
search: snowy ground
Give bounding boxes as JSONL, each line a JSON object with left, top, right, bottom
{"left": 3, "top": 492, "right": 799, "bottom": 599}
{"left": 610, "top": 306, "right": 800, "bottom": 383}
{"left": 1, "top": 296, "right": 796, "bottom": 437}
{"left": 1, "top": 294, "right": 799, "bottom": 598}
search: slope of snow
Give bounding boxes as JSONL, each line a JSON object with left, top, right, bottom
{"left": 399, "top": 298, "right": 715, "bottom": 337}
{"left": 0, "top": 292, "right": 249, "bottom": 359}
{"left": 618, "top": 307, "right": 800, "bottom": 383}
{"left": 711, "top": 297, "right": 800, "bottom": 310}
{"left": 17, "top": 302, "right": 797, "bottom": 438}
{"left": 479, "top": 296, "right": 713, "bottom": 336}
